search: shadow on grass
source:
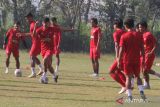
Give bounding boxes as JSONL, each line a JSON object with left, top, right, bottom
{"left": 0, "top": 94, "right": 115, "bottom": 103}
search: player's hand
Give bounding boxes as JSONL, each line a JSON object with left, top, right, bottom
{"left": 117, "top": 59, "right": 121, "bottom": 69}
{"left": 146, "top": 52, "right": 152, "bottom": 57}
{"left": 42, "top": 38, "right": 51, "bottom": 42}
{"left": 16, "top": 33, "right": 21, "bottom": 37}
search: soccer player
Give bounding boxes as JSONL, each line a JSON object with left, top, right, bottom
{"left": 36, "top": 17, "right": 58, "bottom": 83}
{"left": 51, "top": 17, "right": 75, "bottom": 76}
{"left": 89, "top": 18, "right": 102, "bottom": 77}
{"left": 109, "top": 18, "right": 126, "bottom": 94}
{"left": 22, "top": 12, "right": 43, "bottom": 78}
{"left": 3, "top": 21, "right": 23, "bottom": 74}
{"left": 118, "top": 18, "right": 146, "bottom": 101}
{"left": 139, "top": 21, "right": 160, "bottom": 89}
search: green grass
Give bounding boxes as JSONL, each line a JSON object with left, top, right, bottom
{"left": 0, "top": 50, "right": 160, "bottom": 107}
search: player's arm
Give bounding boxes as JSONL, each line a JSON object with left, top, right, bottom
{"left": 16, "top": 32, "right": 31, "bottom": 37}
{"left": 57, "top": 33, "right": 61, "bottom": 49}
{"left": 3, "top": 29, "right": 10, "bottom": 49}
{"left": 148, "top": 36, "right": 156, "bottom": 56}
{"left": 117, "top": 46, "right": 123, "bottom": 69}
{"left": 32, "top": 21, "right": 38, "bottom": 37}
{"left": 60, "top": 27, "right": 76, "bottom": 32}
{"left": 96, "top": 28, "right": 102, "bottom": 51}
{"left": 115, "top": 42, "right": 119, "bottom": 59}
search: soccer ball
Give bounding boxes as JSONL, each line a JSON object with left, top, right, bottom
{"left": 14, "top": 69, "right": 22, "bottom": 77}
{"left": 39, "top": 76, "right": 48, "bottom": 84}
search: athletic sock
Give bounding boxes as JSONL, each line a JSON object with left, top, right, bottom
{"left": 31, "top": 67, "right": 35, "bottom": 74}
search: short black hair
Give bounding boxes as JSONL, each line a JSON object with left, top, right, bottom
{"left": 43, "top": 17, "right": 50, "bottom": 23}
{"left": 51, "top": 17, "right": 57, "bottom": 22}
{"left": 14, "top": 21, "right": 21, "bottom": 26}
{"left": 139, "top": 21, "right": 148, "bottom": 29}
{"left": 25, "top": 12, "right": 33, "bottom": 17}
{"left": 91, "top": 18, "right": 98, "bottom": 25}
{"left": 135, "top": 23, "right": 140, "bottom": 29}
{"left": 114, "top": 18, "right": 123, "bottom": 28}
{"left": 124, "top": 18, "right": 134, "bottom": 28}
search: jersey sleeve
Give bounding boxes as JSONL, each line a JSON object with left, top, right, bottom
{"left": 113, "top": 32, "right": 118, "bottom": 42}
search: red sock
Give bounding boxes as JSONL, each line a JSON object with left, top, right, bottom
{"left": 110, "top": 71, "right": 125, "bottom": 87}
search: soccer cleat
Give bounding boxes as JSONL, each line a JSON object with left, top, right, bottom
{"left": 118, "top": 87, "right": 126, "bottom": 94}
{"left": 89, "top": 73, "right": 99, "bottom": 78}
{"left": 5, "top": 68, "right": 9, "bottom": 74}
{"left": 143, "top": 85, "right": 151, "bottom": 89}
{"left": 128, "top": 96, "right": 133, "bottom": 101}
{"left": 140, "top": 91, "right": 147, "bottom": 101}
{"left": 36, "top": 71, "right": 43, "bottom": 76}
{"left": 53, "top": 75, "right": 58, "bottom": 83}
{"left": 28, "top": 73, "right": 36, "bottom": 78}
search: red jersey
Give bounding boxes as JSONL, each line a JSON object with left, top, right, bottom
{"left": 29, "top": 21, "right": 41, "bottom": 48}
{"left": 52, "top": 24, "right": 61, "bottom": 46}
{"left": 143, "top": 32, "right": 156, "bottom": 53}
{"left": 120, "top": 31, "right": 143, "bottom": 63}
{"left": 36, "top": 26, "right": 54, "bottom": 52}
{"left": 113, "top": 29, "right": 125, "bottom": 45}
{"left": 90, "top": 26, "right": 102, "bottom": 48}
{"left": 6, "top": 28, "right": 21, "bottom": 49}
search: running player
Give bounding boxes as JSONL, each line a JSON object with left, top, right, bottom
{"left": 139, "top": 21, "right": 160, "bottom": 89}
{"left": 25, "top": 12, "right": 43, "bottom": 78}
{"left": 89, "top": 18, "right": 102, "bottom": 77}
{"left": 109, "top": 18, "right": 126, "bottom": 94}
{"left": 118, "top": 18, "right": 146, "bottom": 101}
{"left": 3, "top": 21, "right": 23, "bottom": 75}
{"left": 36, "top": 17, "right": 58, "bottom": 83}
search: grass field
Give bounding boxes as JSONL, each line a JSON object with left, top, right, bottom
{"left": 0, "top": 49, "right": 160, "bottom": 107}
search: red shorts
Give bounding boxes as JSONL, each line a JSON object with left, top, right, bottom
{"left": 123, "top": 62, "right": 140, "bottom": 77}
{"left": 109, "top": 60, "right": 124, "bottom": 71}
{"left": 41, "top": 50, "right": 53, "bottom": 59}
{"left": 90, "top": 47, "right": 100, "bottom": 59}
{"left": 6, "top": 46, "right": 19, "bottom": 57}
{"left": 29, "top": 45, "right": 41, "bottom": 56}
{"left": 144, "top": 54, "right": 155, "bottom": 71}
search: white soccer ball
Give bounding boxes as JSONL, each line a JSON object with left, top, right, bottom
{"left": 39, "top": 77, "right": 48, "bottom": 84}
{"left": 14, "top": 69, "right": 22, "bottom": 77}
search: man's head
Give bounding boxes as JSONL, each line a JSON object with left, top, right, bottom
{"left": 51, "top": 17, "right": 57, "bottom": 24}
{"left": 25, "top": 12, "right": 33, "bottom": 23}
{"left": 91, "top": 18, "right": 98, "bottom": 27}
{"left": 13, "top": 21, "right": 20, "bottom": 31}
{"left": 124, "top": 18, "right": 134, "bottom": 30}
{"left": 42, "top": 17, "right": 50, "bottom": 28}
{"left": 113, "top": 18, "right": 123, "bottom": 30}
{"left": 139, "top": 21, "right": 148, "bottom": 33}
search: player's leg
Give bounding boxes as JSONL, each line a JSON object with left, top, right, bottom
{"left": 47, "top": 55, "right": 58, "bottom": 83}
{"left": 34, "top": 56, "right": 43, "bottom": 76}
{"left": 55, "top": 54, "right": 60, "bottom": 75}
{"left": 28, "top": 56, "right": 37, "bottom": 78}
{"left": 5, "top": 52, "right": 11, "bottom": 73}
{"left": 94, "top": 58, "right": 99, "bottom": 75}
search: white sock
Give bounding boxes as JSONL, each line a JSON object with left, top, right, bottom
{"left": 31, "top": 67, "right": 35, "bottom": 74}
{"left": 38, "top": 64, "right": 43, "bottom": 71}
{"left": 143, "top": 79, "right": 148, "bottom": 86}
{"left": 138, "top": 85, "right": 144, "bottom": 92}
{"left": 55, "top": 65, "right": 59, "bottom": 73}
{"left": 131, "top": 78, "right": 134, "bottom": 87}
{"left": 42, "top": 72, "right": 47, "bottom": 78}
{"left": 53, "top": 72, "right": 56, "bottom": 78}
{"left": 127, "top": 89, "right": 132, "bottom": 96}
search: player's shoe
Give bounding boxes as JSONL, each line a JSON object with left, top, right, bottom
{"left": 89, "top": 73, "right": 99, "bottom": 78}
{"left": 28, "top": 73, "right": 36, "bottom": 78}
{"left": 140, "top": 91, "right": 147, "bottom": 101}
{"left": 5, "top": 68, "right": 9, "bottom": 74}
{"left": 37, "top": 71, "right": 43, "bottom": 76}
{"left": 118, "top": 87, "right": 126, "bottom": 94}
{"left": 127, "top": 96, "right": 133, "bottom": 101}
{"left": 53, "top": 75, "right": 58, "bottom": 83}
{"left": 143, "top": 85, "right": 151, "bottom": 89}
